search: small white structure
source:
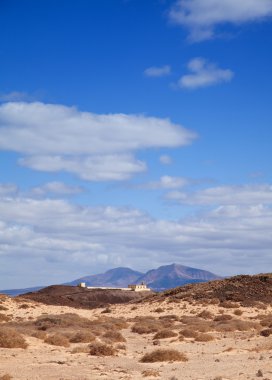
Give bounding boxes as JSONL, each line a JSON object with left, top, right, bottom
{"left": 77, "top": 281, "right": 150, "bottom": 292}
{"left": 128, "top": 282, "right": 151, "bottom": 292}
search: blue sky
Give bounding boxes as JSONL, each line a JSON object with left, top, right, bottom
{"left": 0, "top": 0, "right": 272, "bottom": 288}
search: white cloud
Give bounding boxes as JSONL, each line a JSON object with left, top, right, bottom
{"left": 166, "top": 184, "right": 272, "bottom": 205}
{"left": 142, "top": 175, "right": 188, "bottom": 190}
{"left": 159, "top": 154, "right": 172, "bottom": 165}
{"left": 178, "top": 58, "right": 234, "bottom": 89}
{"left": 169, "top": 0, "right": 272, "bottom": 41}
{"left": 0, "top": 102, "right": 196, "bottom": 181}
{"left": 31, "top": 181, "right": 84, "bottom": 196}
{"left": 144, "top": 65, "right": 171, "bottom": 77}
{"left": 0, "top": 184, "right": 18, "bottom": 196}
{"left": 0, "top": 190, "right": 272, "bottom": 287}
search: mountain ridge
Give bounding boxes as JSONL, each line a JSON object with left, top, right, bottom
{"left": 0, "top": 263, "right": 222, "bottom": 296}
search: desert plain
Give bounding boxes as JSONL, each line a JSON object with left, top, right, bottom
{"left": 0, "top": 275, "right": 272, "bottom": 380}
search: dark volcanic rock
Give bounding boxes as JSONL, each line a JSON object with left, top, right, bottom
{"left": 19, "top": 285, "right": 152, "bottom": 309}
{"left": 149, "top": 274, "right": 272, "bottom": 306}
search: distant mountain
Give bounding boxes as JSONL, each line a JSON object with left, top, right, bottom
{"left": 67, "top": 267, "right": 143, "bottom": 287}
{"left": 0, "top": 286, "right": 43, "bottom": 297}
{"left": 137, "top": 263, "right": 222, "bottom": 291}
{"left": 0, "top": 264, "right": 222, "bottom": 296}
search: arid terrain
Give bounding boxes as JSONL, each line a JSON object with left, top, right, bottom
{"left": 0, "top": 274, "right": 272, "bottom": 380}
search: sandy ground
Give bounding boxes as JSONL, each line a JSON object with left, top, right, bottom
{"left": 0, "top": 295, "right": 272, "bottom": 380}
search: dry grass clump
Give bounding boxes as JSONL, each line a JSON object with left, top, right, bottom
{"left": 233, "top": 309, "right": 243, "bottom": 316}
{"left": 260, "top": 328, "right": 272, "bottom": 337}
{"left": 195, "top": 333, "right": 214, "bottom": 342}
{"left": 69, "top": 331, "right": 96, "bottom": 343}
{"left": 198, "top": 310, "right": 214, "bottom": 320}
{"left": 259, "top": 314, "right": 272, "bottom": 328}
{"left": 220, "top": 301, "right": 239, "bottom": 309}
{"left": 153, "top": 329, "right": 178, "bottom": 340}
{"left": 140, "top": 349, "right": 188, "bottom": 363}
{"left": 179, "top": 328, "right": 199, "bottom": 339}
{"left": 71, "top": 345, "right": 90, "bottom": 354}
{"left": 0, "top": 327, "right": 28, "bottom": 348}
{"left": 159, "top": 314, "right": 179, "bottom": 322}
{"left": 131, "top": 316, "right": 169, "bottom": 335}
{"left": 35, "top": 313, "right": 92, "bottom": 330}
{"left": 142, "top": 369, "right": 160, "bottom": 377}
{"left": 18, "top": 304, "right": 30, "bottom": 309}
{"left": 0, "top": 305, "right": 8, "bottom": 311}
{"left": 154, "top": 307, "right": 164, "bottom": 313}
{"left": 214, "top": 314, "right": 232, "bottom": 322}
{"left": 102, "top": 330, "right": 126, "bottom": 342}
{"left": 0, "top": 314, "right": 11, "bottom": 322}
{"left": 31, "top": 330, "right": 47, "bottom": 340}
{"left": 0, "top": 374, "right": 12, "bottom": 380}
{"left": 44, "top": 333, "right": 70, "bottom": 347}
{"left": 214, "top": 319, "right": 259, "bottom": 333}
{"left": 101, "top": 307, "right": 112, "bottom": 314}
{"left": 89, "top": 342, "right": 116, "bottom": 356}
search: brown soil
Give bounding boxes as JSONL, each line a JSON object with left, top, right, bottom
{"left": 150, "top": 274, "right": 272, "bottom": 306}
{"left": 19, "top": 285, "right": 152, "bottom": 309}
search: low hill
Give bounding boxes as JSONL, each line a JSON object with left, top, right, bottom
{"left": 19, "top": 285, "right": 152, "bottom": 309}
{"left": 149, "top": 273, "right": 272, "bottom": 306}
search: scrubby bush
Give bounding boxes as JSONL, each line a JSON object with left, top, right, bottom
{"left": 153, "top": 329, "right": 178, "bottom": 340}
{"left": 89, "top": 342, "right": 116, "bottom": 356}
{"left": 69, "top": 331, "right": 96, "bottom": 343}
{"left": 103, "top": 330, "right": 126, "bottom": 343}
{"left": 0, "top": 328, "right": 28, "bottom": 348}
{"left": 195, "top": 333, "right": 214, "bottom": 342}
{"left": 44, "top": 333, "right": 70, "bottom": 347}
{"left": 140, "top": 349, "right": 188, "bottom": 363}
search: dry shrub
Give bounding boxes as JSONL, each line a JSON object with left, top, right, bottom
{"left": 89, "top": 342, "right": 116, "bottom": 356}
{"left": 198, "top": 310, "right": 214, "bottom": 320}
{"left": 0, "top": 375, "right": 12, "bottom": 380}
{"left": 159, "top": 314, "right": 179, "bottom": 322}
{"left": 140, "top": 349, "right": 188, "bottom": 363}
{"left": 35, "top": 313, "right": 92, "bottom": 330}
{"left": 153, "top": 329, "right": 178, "bottom": 340}
{"left": 0, "top": 306, "right": 8, "bottom": 311}
{"left": 116, "top": 343, "right": 126, "bottom": 350}
{"left": 154, "top": 307, "right": 164, "bottom": 313}
{"left": 179, "top": 328, "right": 199, "bottom": 339}
{"left": 214, "top": 314, "right": 232, "bottom": 322}
{"left": 195, "top": 333, "right": 214, "bottom": 342}
{"left": 131, "top": 317, "right": 165, "bottom": 335}
{"left": 70, "top": 331, "right": 96, "bottom": 343}
{"left": 142, "top": 369, "right": 160, "bottom": 377}
{"left": 233, "top": 309, "right": 243, "bottom": 316}
{"left": 260, "top": 328, "right": 272, "bottom": 337}
{"left": 0, "top": 327, "right": 28, "bottom": 348}
{"left": 220, "top": 301, "right": 239, "bottom": 309}
{"left": 19, "top": 304, "right": 30, "bottom": 309}
{"left": 44, "top": 333, "right": 70, "bottom": 347}
{"left": 71, "top": 345, "right": 90, "bottom": 354}
{"left": 0, "top": 314, "right": 10, "bottom": 322}
{"left": 214, "top": 319, "right": 259, "bottom": 333}
{"left": 131, "top": 306, "right": 137, "bottom": 311}
{"left": 102, "top": 330, "right": 126, "bottom": 343}
{"left": 259, "top": 314, "right": 272, "bottom": 328}
{"left": 31, "top": 331, "right": 47, "bottom": 340}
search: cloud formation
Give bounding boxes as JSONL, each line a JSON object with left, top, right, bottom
{"left": 141, "top": 175, "right": 188, "bottom": 190}
{"left": 0, "top": 102, "right": 196, "bottom": 181}
{"left": 166, "top": 184, "right": 272, "bottom": 205}
{"left": 0, "top": 186, "right": 272, "bottom": 287}
{"left": 178, "top": 58, "right": 234, "bottom": 89}
{"left": 144, "top": 65, "right": 171, "bottom": 77}
{"left": 31, "top": 181, "right": 84, "bottom": 196}
{"left": 169, "top": 0, "right": 272, "bottom": 41}
{"left": 159, "top": 154, "right": 172, "bottom": 165}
